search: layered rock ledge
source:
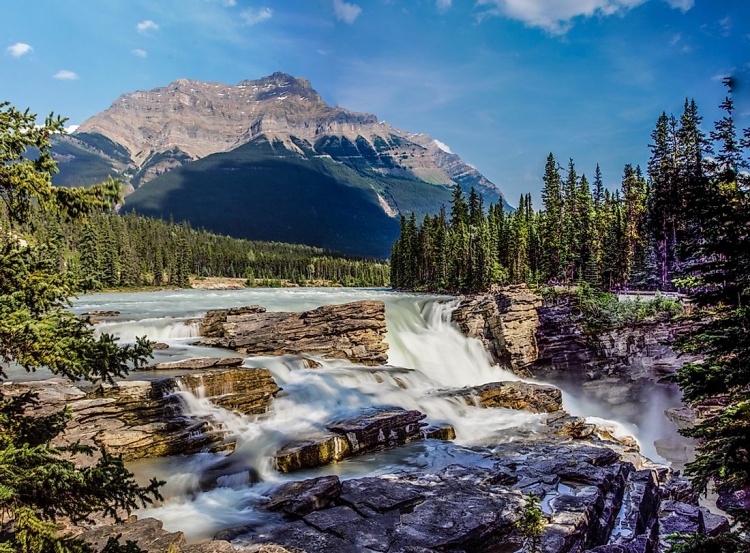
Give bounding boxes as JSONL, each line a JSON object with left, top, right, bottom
{"left": 452, "top": 284, "right": 542, "bottom": 374}
{"left": 3, "top": 367, "right": 279, "bottom": 461}
{"left": 197, "top": 300, "right": 388, "bottom": 366}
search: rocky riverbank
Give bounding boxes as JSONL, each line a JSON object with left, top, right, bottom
{"left": 13, "top": 292, "right": 729, "bottom": 552}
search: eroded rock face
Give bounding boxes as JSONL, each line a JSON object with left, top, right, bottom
{"left": 198, "top": 300, "right": 388, "bottom": 366}
{"left": 5, "top": 368, "right": 280, "bottom": 461}
{"left": 452, "top": 284, "right": 542, "bottom": 374}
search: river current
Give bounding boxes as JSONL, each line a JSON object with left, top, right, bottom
{"left": 59, "top": 287, "right": 686, "bottom": 539}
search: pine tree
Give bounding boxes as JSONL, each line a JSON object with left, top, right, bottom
{"left": 540, "top": 153, "right": 563, "bottom": 282}
{"left": 670, "top": 80, "right": 750, "bottom": 545}
{"left": 0, "top": 102, "right": 160, "bottom": 552}
{"left": 561, "top": 159, "right": 579, "bottom": 282}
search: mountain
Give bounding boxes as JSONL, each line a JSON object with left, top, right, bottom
{"left": 52, "top": 72, "right": 510, "bottom": 257}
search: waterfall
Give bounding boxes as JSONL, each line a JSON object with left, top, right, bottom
{"left": 95, "top": 317, "right": 200, "bottom": 342}
{"left": 79, "top": 288, "right": 674, "bottom": 539}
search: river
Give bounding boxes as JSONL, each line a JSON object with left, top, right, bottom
{"left": 64, "top": 287, "right": 687, "bottom": 539}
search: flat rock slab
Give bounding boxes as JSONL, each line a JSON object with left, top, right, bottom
{"left": 267, "top": 475, "right": 343, "bottom": 517}
{"left": 6, "top": 368, "right": 279, "bottom": 462}
{"left": 150, "top": 357, "right": 245, "bottom": 371}
{"left": 198, "top": 300, "right": 389, "bottom": 366}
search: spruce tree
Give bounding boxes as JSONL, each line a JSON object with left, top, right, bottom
{"left": 540, "top": 153, "right": 563, "bottom": 282}
{"left": 670, "top": 80, "right": 750, "bottom": 547}
{"left": 0, "top": 102, "right": 160, "bottom": 552}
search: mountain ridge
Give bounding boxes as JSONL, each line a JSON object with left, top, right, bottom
{"left": 52, "top": 72, "right": 510, "bottom": 256}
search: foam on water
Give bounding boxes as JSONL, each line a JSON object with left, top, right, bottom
{"left": 71, "top": 288, "right": 682, "bottom": 539}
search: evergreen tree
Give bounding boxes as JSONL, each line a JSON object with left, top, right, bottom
{"left": 0, "top": 102, "right": 160, "bottom": 553}
{"left": 670, "top": 80, "right": 750, "bottom": 547}
{"left": 540, "top": 153, "right": 563, "bottom": 282}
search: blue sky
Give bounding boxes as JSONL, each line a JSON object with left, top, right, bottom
{"left": 2, "top": 0, "right": 748, "bottom": 206}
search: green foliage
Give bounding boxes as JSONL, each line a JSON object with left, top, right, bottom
{"left": 668, "top": 78, "right": 750, "bottom": 545}
{"left": 515, "top": 493, "right": 545, "bottom": 553}
{"left": 13, "top": 209, "right": 391, "bottom": 291}
{"left": 0, "top": 103, "right": 160, "bottom": 552}
{"left": 666, "top": 529, "right": 748, "bottom": 553}
{"left": 574, "top": 284, "right": 683, "bottom": 331}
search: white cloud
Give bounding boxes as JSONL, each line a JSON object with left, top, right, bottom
{"left": 669, "top": 33, "right": 681, "bottom": 46}
{"left": 436, "top": 0, "right": 452, "bottom": 12}
{"left": 241, "top": 7, "right": 273, "bottom": 25}
{"left": 132, "top": 48, "right": 148, "bottom": 58}
{"left": 54, "top": 69, "right": 79, "bottom": 80}
{"left": 476, "top": 0, "right": 647, "bottom": 35}
{"left": 65, "top": 124, "right": 79, "bottom": 133}
{"left": 6, "top": 42, "right": 33, "bottom": 58}
{"left": 333, "top": 0, "right": 362, "bottom": 24}
{"left": 136, "top": 19, "right": 159, "bottom": 33}
{"left": 222, "top": 0, "right": 237, "bottom": 5}
{"left": 664, "top": 0, "right": 694, "bottom": 11}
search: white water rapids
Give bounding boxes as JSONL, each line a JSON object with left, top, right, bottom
{"left": 66, "top": 288, "right": 686, "bottom": 539}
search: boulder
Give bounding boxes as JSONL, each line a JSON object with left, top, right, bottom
{"left": 450, "top": 380, "right": 563, "bottom": 413}
{"left": 266, "top": 475, "right": 342, "bottom": 517}
{"left": 274, "top": 408, "right": 432, "bottom": 473}
{"left": 197, "top": 300, "right": 388, "bottom": 365}
{"left": 328, "top": 408, "right": 426, "bottom": 453}
{"left": 274, "top": 432, "right": 351, "bottom": 473}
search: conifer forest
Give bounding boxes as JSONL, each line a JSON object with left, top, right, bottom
{"left": 391, "top": 91, "right": 748, "bottom": 297}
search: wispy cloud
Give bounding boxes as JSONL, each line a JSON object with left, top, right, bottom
{"left": 53, "top": 69, "right": 79, "bottom": 80}
{"left": 664, "top": 0, "right": 694, "bottom": 12}
{"left": 132, "top": 48, "right": 148, "bottom": 57}
{"left": 436, "top": 0, "right": 452, "bottom": 13}
{"left": 6, "top": 42, "right": 33, "bottom": 58}
{"left": 136, "top": 19, "right": 159, "bottom": 33}
{"left": 241, "top": 7, "right": 273, "bottom": 26}
{"left": 719, "top": 15, "right": 731, "bottom": 36}
{"left": 333, "top": 0, "right": 362, "bottom": 24}
{"left": 476, "top": 0, "right": 648, "bottom": 35}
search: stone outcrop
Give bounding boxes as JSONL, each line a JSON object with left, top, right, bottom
{"left": 77, "top": 517, "right": 249, "bottom": 553}
{"left": 149, "top": 357, "right": 245, "bottom": 371}
{"left": 4, "top": 367, "right": 280, "bottom": 461}
{"left": 274, "top": 408, "right": 442, "bottom": 472}
{"left": 452, "top": 284, "right": 542, "bottom": 374}
{"left": 228, "top": 441, "right": 727, "bottom": 553}
{"left": 452, "top": 287, "right": 695, "bottom": 386}
{"left": 449, "top": 380, "right": 563, "bottom": 413}
{"left": 197, "top": 300, "right": 389, "bottom": 366}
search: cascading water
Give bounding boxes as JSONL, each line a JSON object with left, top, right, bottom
{"left": 76, "top": 288, "right": 680, "bottom": 539}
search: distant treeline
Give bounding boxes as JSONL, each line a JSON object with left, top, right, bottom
{"left": 4, "top": 210, "right": 390, "bottom": 290}
{"left": 392, "top": 96, "right": 728, "bottom": 294}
